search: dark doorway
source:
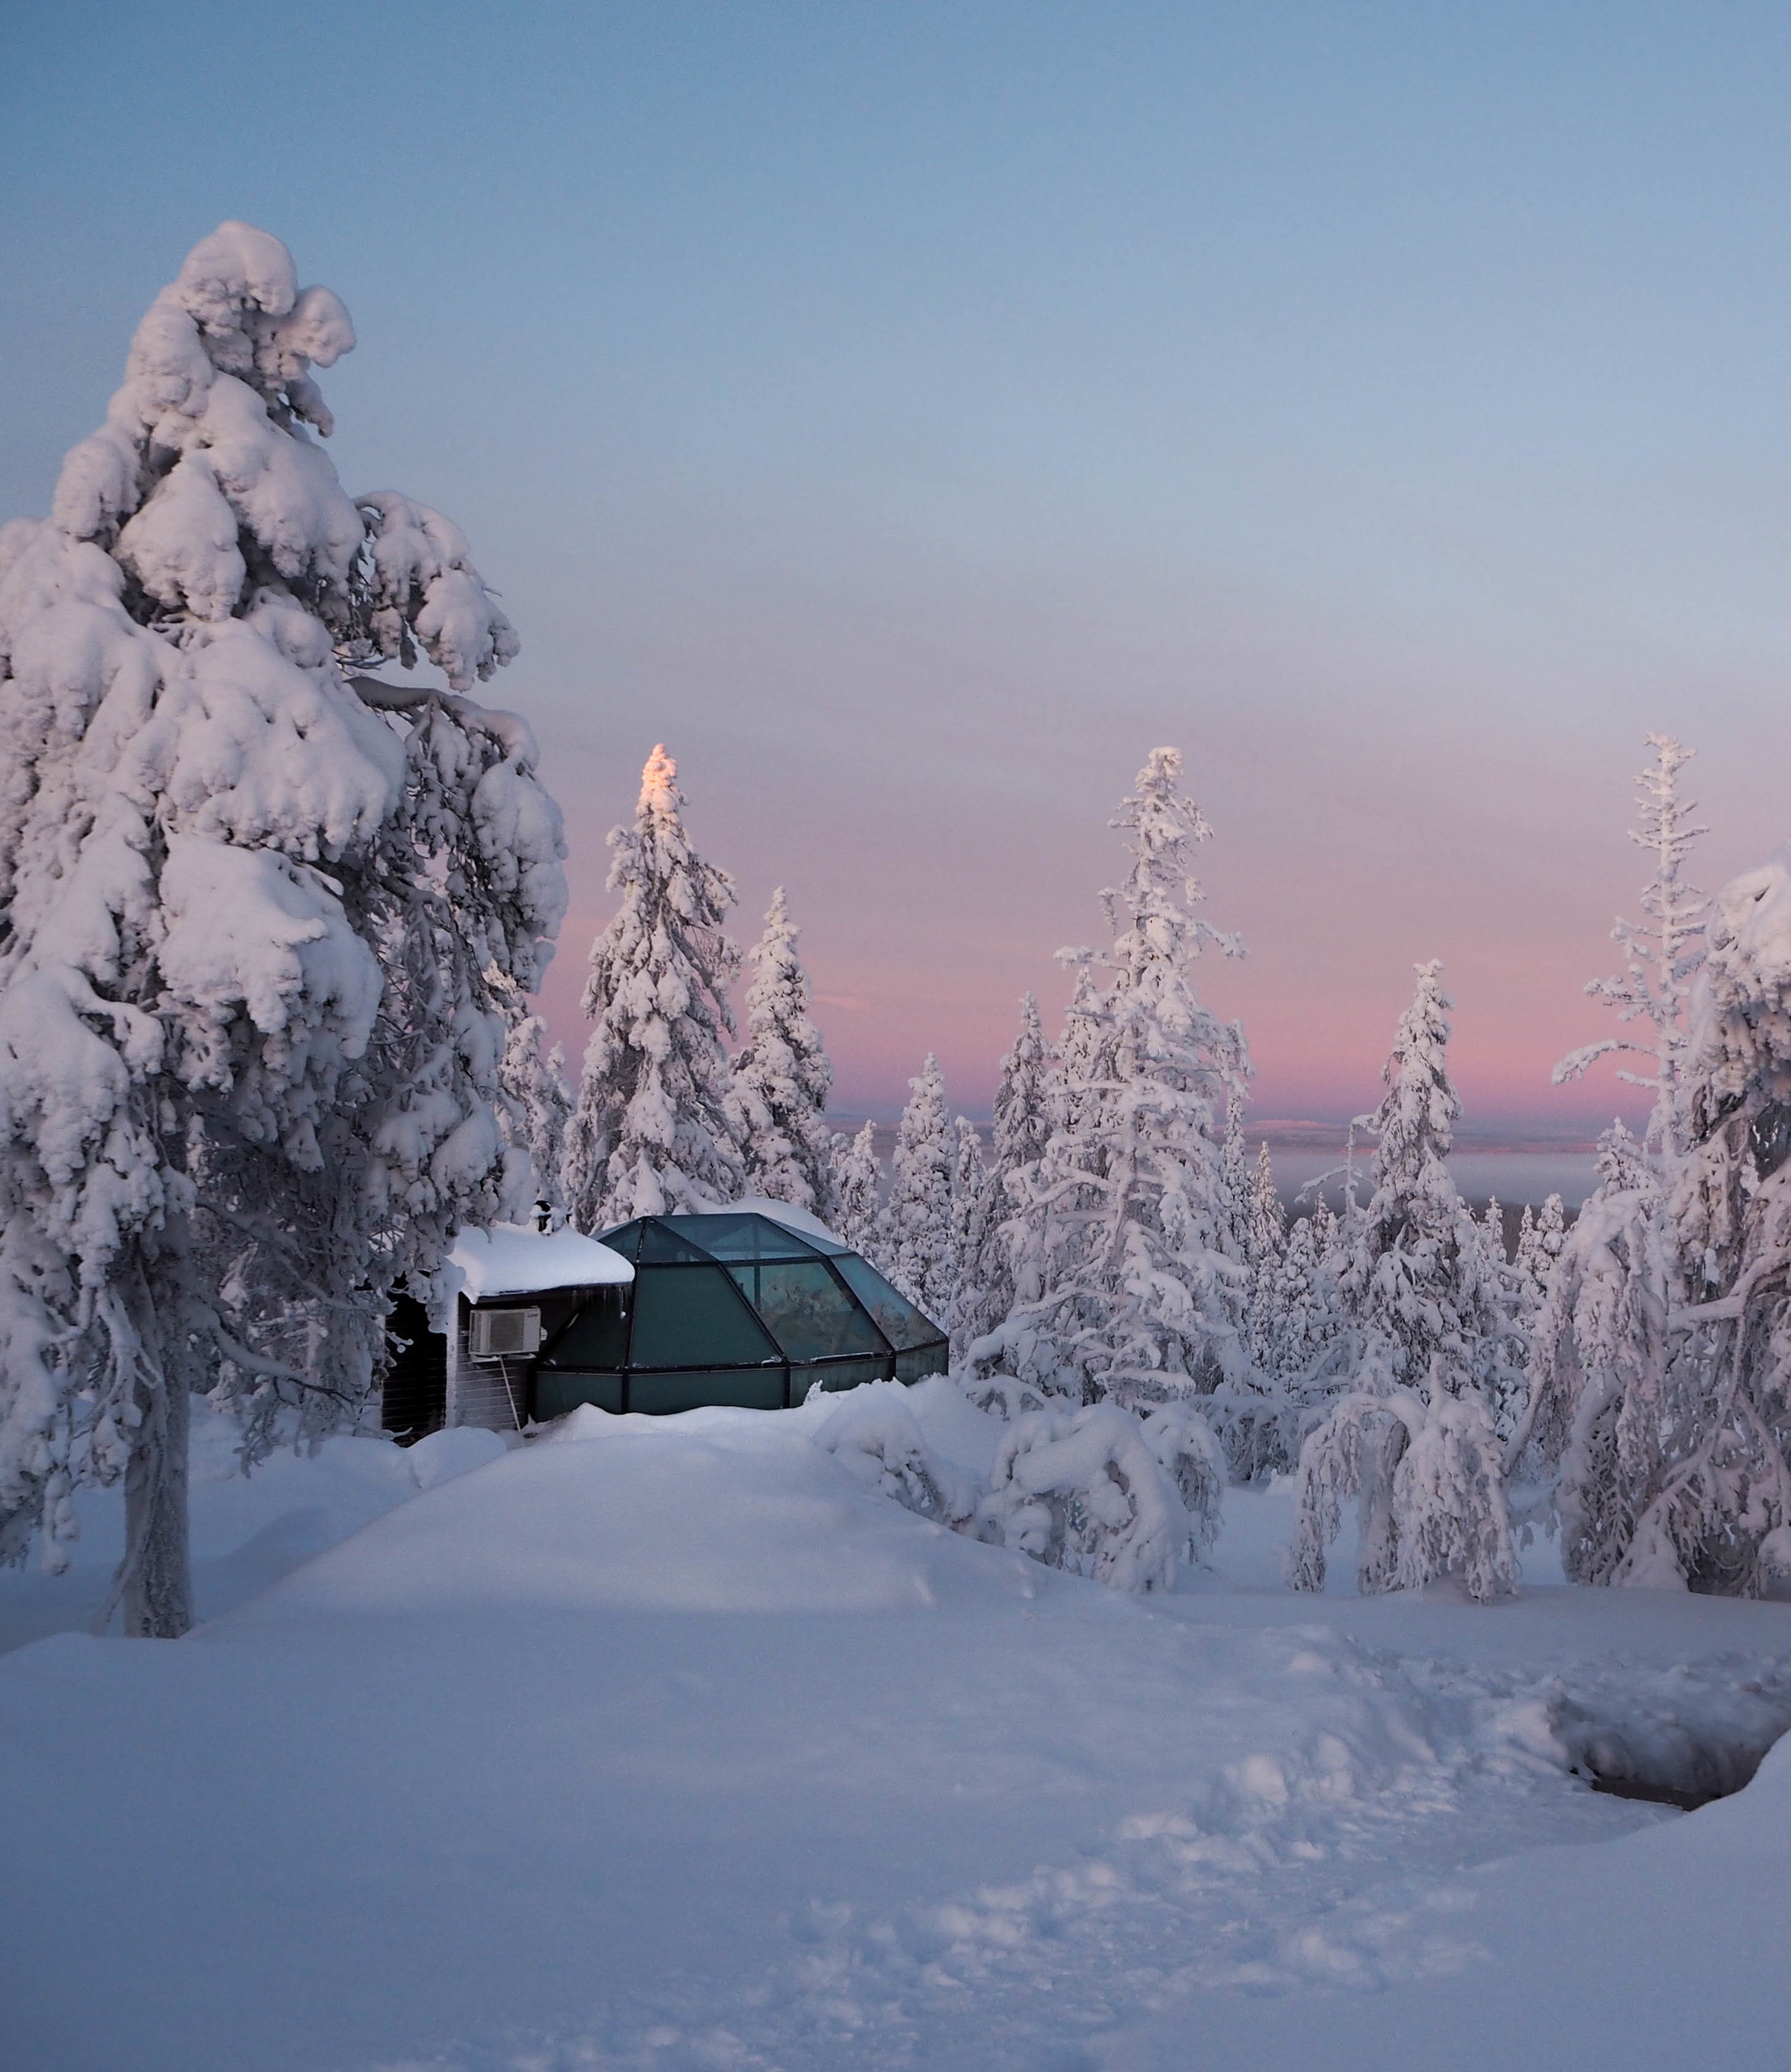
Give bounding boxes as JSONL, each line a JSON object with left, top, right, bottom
{"left": 383, "top": 1292, "right": 446, "bottom": 1443}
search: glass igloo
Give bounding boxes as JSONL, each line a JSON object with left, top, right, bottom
{"left": 531, "top": 1210, "right": 950, "bottom": 1420}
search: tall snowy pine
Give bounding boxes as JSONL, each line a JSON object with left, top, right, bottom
{"left": 1554, "top": 733, "right": 1707, "bottom": 1158}
{"left": 0, "top": 224, "right": 566, "bottom": 1634}
{"left": 830, "top": 1121, "right": 883, "bottom": 1257}
{"left": 978, "top": 748, "right": 1249, "bottom": 1412}
{"left": 1515, "top": 737, "right": 1711, "bottom": 1583}
{"left": 880, "top": 1055, "right": 957, "bottom": 1321}
{"left": 1288, "top": 962, "right": 1519, "bottom": 1600}
{"left": 955, "top": 993, "right": 1057, "bottom": 1349}
{"left": 1584, "top": 849, "right": 1791, "bottom": 1591}
{"left": 562, "top": 746, "right": 743, "bottom": 1228}
{"left": 946, "top": 1117, "right": 996, "bottom": 1356}
{"left": 731, "top": 887, "right": 835, "bottom": 1215}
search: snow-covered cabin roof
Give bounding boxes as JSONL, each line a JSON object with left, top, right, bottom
{"left": 449, "top": 1223, "right": 634, "bottom": 1301}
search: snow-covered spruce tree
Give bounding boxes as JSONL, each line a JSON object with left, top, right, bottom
{"left": 1572, "top": 847, "right": 1791, "bottom": 1593}
{"left": 1242, "top": 1138, "right": 1286, "bottom": 1372}
{"left": 1512, "top": 739, "right": 1710, "bottom": 1580}
{"left": 1269, "top": 1211, "right": 1345, "bottom": 1393}
{"left": 953, "top": 993, "right": 1056, "bottom": 1350}
{"left": 880, "top": 1055, "right": 958, "bottom": 1319}
{"left": 1216, "top": 1088, "right": 1255, "bottom": 1263}
{"left": 830, "top": 1120, "right": 882, "bottom": 1256}
{"left": 1509, "top": 1122, "right": 1671, "bottom": 1581}
{"left": 1310, "top": 1190, "right": 1341, "bottom": 1268}
{"left": 1553, "top": 734, "right": 1708, "bottom": 1160}
{"left": 731, "top": 886, "right": 834, "bottom": 1215}
{"left": 1051, "top": 959, "right": 1105, "bottom": 1135}
{"left": 1223, "top": 1141, "right": 1302, "bottom": 1480}
{"left": 1249, "top": 1139, "right": 1285, "bottom": 1269}
{"left": 562, "top": 746, "right": 743, "bottom": 1228}
{"left": 1288, "top": 961, "right": 1519, "bottom": 1599}
{"left": 994, "top": 993, "right": 1055, "bottom": 1180}
{"left": 945, "top": 1116, "right": 994, "bottom": 1356}
{"left": 974, "top": 748, "right": 1249, "bottom": 1416}
{"left": 1514, "top": 1192, "right": 1567, "bottom": 1312}
{"left": 0, "top": 223, "right": 565, "bottom": 1634}
{"left": 491, "top": 970, "right": 574, "bottom": 1222}
{"left": 1474, "top": 1196, "right": 1535, "bottom": 1442}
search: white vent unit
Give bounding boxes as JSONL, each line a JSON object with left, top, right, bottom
{"left": 469, "top": 1306, "right": 542, "bottom": 1360}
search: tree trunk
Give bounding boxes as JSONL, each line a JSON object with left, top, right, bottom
{"left": 1357, "top": 1417, "right": 1406, "bottom": 1594}
{"left": 122, "top": 1346, "right": 193, "bottom": 1639}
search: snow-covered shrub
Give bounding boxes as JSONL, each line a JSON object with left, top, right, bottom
{"left": 563, "top": 746, "right": 742, "bottom": 1227}
{"left": 978, "top": 1401, "right": 1195, "bottom": 1593}
{"left": 0, "top": 223, "right": 565, "bottom": 1634}
{"left": 1286, "top": 1370, "right": 1517, "bottom": 1602}
{"left": 960, "top": 1373, "right": 1053, "bottom": 1422}
{"left": 813, "top": 1384, "right": 979, "bottom": 1526}
{"left": 1140, "top": 1401, "right": 1224, "bottom": 1561}
{"left": 815, "top": 1377, "right": 1214, "bottom": 1595}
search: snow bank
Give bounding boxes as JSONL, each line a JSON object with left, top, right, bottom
{"left": 236, "top": 1400, "right": 1045, "bottom": 1621}
{"left": 7, "top": 1405, "right": 1791, "bottom": 2072}
{"left": 0, "top": 1404, "right": 506, "bottom": 1657}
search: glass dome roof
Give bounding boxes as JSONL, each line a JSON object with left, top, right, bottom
{"left": 532, "top": 1212, "right": 949, "bottom": 1420}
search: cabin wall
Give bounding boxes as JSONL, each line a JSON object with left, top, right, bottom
{"left": 446, "top": 1285, "right": 603, "bottom": 1432}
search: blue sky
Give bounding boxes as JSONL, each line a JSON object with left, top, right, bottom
{"left": 7, "top": 2, "right": 1791, "bottom": 1128}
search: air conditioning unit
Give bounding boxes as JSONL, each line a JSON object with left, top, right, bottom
{"left": 469, "top": 1306, "right": 542, "bottom": 1359}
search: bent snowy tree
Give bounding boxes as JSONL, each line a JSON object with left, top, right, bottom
{"left": 0, "top": 223, "right": 566, "bottom": 1636}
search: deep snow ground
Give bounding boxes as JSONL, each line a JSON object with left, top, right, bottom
{"left": 4, "top": 1390, "right": 1791, "bottom": 2072}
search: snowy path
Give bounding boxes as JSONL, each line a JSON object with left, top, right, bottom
{"left": 4, "top": 1402, "right": 1791, "bottom": 2071}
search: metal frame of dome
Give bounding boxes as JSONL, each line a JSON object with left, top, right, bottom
{"left": 531, "top": 1211, "right": 951, "bottom": 1420}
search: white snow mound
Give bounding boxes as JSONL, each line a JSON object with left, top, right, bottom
{"left": 231, "top": 1401, "right": 1046, "bottom": 1622}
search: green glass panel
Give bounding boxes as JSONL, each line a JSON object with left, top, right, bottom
{"left": 629, "top": 1367, "right": 786, "bottom": 1414}
{"left": 593, "top": 1220, "right": 649, "bottom": 1263}
{"left": 631, "top": 1220, "right": 721, "bottom": 1265}
{"left": 792, "top": 1354, "right": 892, "bottom": 1402}
{"left": 663, "top": 1213, "right": 821, "bottom": 1262}
{"left": 726, "top": 1261, "right": 886, "bottom": 1360}
{"left": 894, "top": 1341, "right": 950, "bottom": 1384}
{"left": 533, "top": 1371, "right": 624, "bottom": 1419}
{"left": 628, "top": 1264, "right": 779, "bottom": 1367}
{"left": 539, "top": 1286, "right": 629, "bottom": 1371}
{"left": 832, "top": 1256, "right": 943, "bottom": 1349}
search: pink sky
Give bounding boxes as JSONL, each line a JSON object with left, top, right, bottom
{"left": 524, "top": 548, "right": 1785, "bottom": 1138}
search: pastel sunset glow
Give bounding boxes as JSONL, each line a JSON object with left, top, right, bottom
{"left": 9, "top": 3, "right": 1791, "bottom": 1133}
